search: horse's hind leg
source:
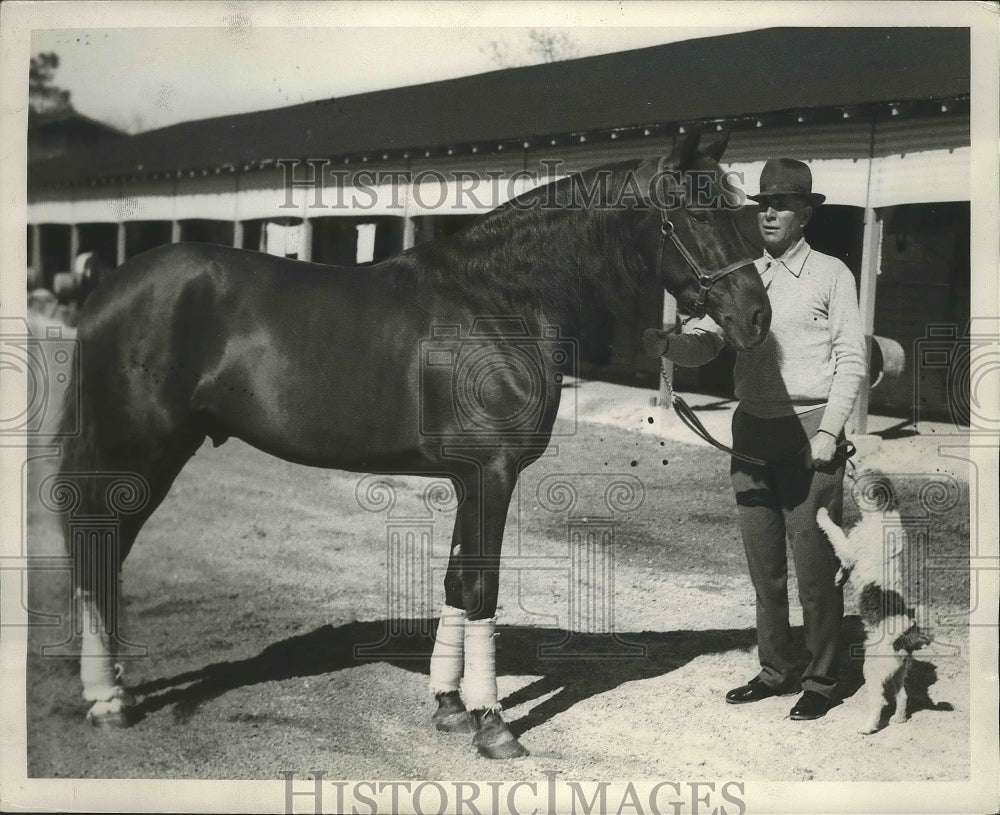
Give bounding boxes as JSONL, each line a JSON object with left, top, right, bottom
{"left": 60, "top": 425, "right": 204, "bottom": 727}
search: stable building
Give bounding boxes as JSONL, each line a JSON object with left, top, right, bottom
{"left": 26, "top": 27, "right": 971, "bottom": 426}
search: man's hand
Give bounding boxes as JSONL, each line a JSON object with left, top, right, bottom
{"left": 809, "top": 432, "right": 838, "bottom": 466}
{"left": 642, "top": 328, "right": 671, "bottom": 358}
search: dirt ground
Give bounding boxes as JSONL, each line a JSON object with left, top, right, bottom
{"left": 19, "top": 356, "right": 976, "bottom": 791}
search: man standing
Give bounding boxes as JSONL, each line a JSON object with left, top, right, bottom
{"left": 645, "top": 158, "right": 867, "bottom": 720}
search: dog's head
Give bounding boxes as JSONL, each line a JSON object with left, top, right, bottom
{"left": 851, "top": 469, "right": 899, "bottom": 514}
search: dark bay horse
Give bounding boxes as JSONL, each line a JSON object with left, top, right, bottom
{"left": 55, "top": 130, "right": 770, "bottom": 758}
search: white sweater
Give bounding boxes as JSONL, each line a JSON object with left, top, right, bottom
{"left": 663, "top": 238, "right": 868, "bottom": 437}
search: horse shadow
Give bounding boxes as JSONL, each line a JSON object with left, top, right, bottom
{"left": 130, "top": 620, "right": 758, "bottom": 733}
{"left": 130, "top": 615, "right": 953, "bottom": 730}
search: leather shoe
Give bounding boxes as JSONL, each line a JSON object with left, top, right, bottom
{"left": 789, "top": 691, "right": 835, "bottom": 720}
{"left": 726, "top": 677, "right": 786, "bottom": 704}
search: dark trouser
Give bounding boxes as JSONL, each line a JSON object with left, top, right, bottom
{"left": 730, "top": 406, "right": 845, "bottom": 698}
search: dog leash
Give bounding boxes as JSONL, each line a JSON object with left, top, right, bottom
{"left": 659, "top": 359, "right": 857, "bottom": 469}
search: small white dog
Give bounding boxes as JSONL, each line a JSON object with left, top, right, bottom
{"left": 816, "top": 476, "right": 933, "bottom": 734}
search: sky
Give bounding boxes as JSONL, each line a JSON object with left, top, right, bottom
{"left": 32, "top": 23, "right": 756, "bottom": 134}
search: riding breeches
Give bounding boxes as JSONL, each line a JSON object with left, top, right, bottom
{"left": 730, "top": 406, "right": 845, "bottom": 698}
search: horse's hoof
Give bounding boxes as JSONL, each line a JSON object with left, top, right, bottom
{"left": 432, "top": 691, "right": 475, "bottom": 733}
{"left": 85, "top": 688, "right": 134, "bottom": 728}
{"left": 471, "top": 709, "right": 529, "bottom": 759}
{"left": 86, "top": 698, "right": 131, "bottom": 728}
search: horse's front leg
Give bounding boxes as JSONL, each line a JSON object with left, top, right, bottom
{"left": 455, "top": 458, "right": 528, "bottom": 759}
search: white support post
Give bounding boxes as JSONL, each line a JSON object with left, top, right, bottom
{"left": 852, "top": 207, "right": 883, "bottom": 434}
{"left": 233, "top": 219, "right": 244, "bottom": 250}
{"left": 171, "top": 220, "right": 182, "bottom": 243}
{"left": 401, "top": 216, "right": 416, "bottom": 251}
{"left": 69, "top": 223, "right": 80, "bottom": 272}
{"left": 298, "top": 219, "right": 313, "bottom": 262}
{"left": 116, "top": 223, "right": 126, "bottom": 267}
{"left": 30, "top": 223, "right": 42, "bottom": 281}
{"left": 658, "top": 293, "right": 678, "bottom": 408}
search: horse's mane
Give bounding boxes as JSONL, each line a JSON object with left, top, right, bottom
{"left": 391, "top": 158, "right": 655, "bottom": 321}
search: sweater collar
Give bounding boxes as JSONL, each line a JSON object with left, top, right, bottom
{"left": 758, "top": 237, "right": 810, "bottom": 278}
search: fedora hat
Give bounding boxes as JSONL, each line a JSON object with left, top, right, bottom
{"left": 748, "top": 158, "right": 825, "bottom": 206}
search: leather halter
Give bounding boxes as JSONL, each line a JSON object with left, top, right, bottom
{"left": 651, "top": 158, "right": 755, "bottom": 318}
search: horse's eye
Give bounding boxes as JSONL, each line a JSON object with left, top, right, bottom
{"left": 689, "top": 208, "right": 712, "bottom": 223}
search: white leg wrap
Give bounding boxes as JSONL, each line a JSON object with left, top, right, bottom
{"left": 462, "top": 617, "right": 499, "bottom": 711}
{"left": 429, "top": 604, "right": 466, "bottom": 695}
{"left": 79, "top": 592, "right": 120, "bottom": 703}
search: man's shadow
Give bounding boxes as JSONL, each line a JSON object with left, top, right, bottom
{"left": 129, "top": 620, "right": 757, "bottom": 735}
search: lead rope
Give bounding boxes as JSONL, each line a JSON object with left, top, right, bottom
{"left": 659, "top": 358, "right": 858, "bottom": 469}
{"left": 659, "top": 359, "right": 766, "bottom": 466}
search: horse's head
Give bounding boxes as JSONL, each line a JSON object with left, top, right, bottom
{"left": 638, "top": 130, "right": 771, "bottom": 351}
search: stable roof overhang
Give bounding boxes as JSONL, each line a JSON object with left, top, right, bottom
{"left": 28, "top": 26, "right": 970, "bottom": 189}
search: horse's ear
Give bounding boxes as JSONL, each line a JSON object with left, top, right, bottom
{"left": 700, "top": 131, "right": 730, "bottom": 162}
{"left": 666, "top": 127, "right": 702, "bottom": 170}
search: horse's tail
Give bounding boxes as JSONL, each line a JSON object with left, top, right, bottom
{"left": 54, "top": 324, "right": 125, "bottom": 638}
{"left": 56, "top": 339, "right": 81, "bottom": 442}
{"left": 56, "top": 324, "right": 91, "bottom": 450}
{"left": 55, "top": 337, "right": 86, "bottom": 552}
